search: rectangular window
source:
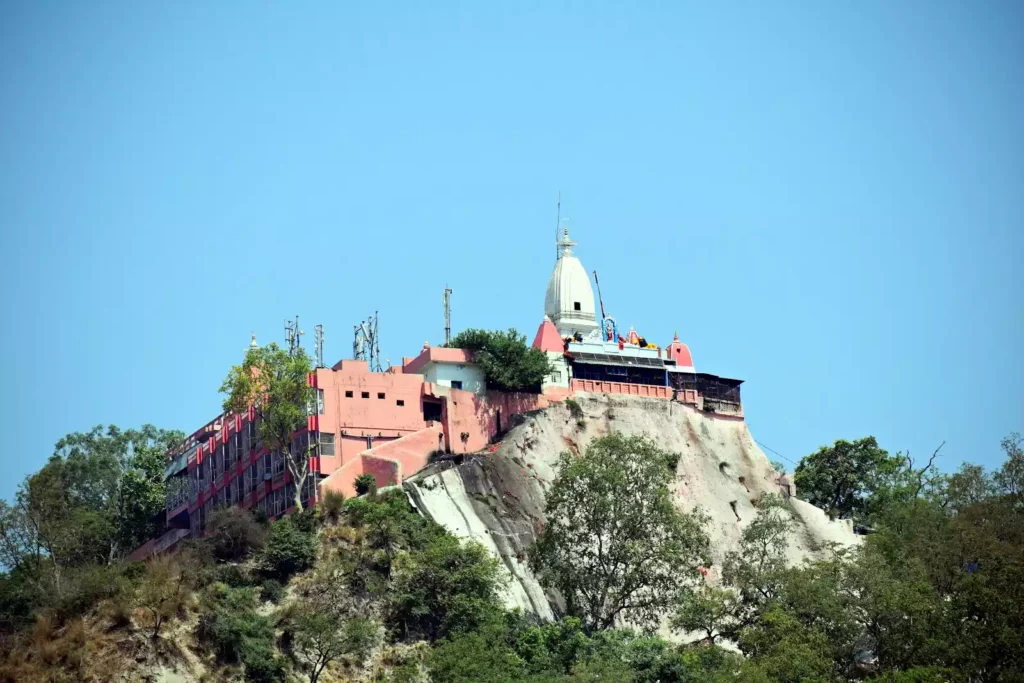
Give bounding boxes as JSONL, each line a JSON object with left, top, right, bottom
{"left": 345, "top": 390, "right": 353, "bottom": 398}
{"left": 450, "top": 380, "right": 463, "bottom": 390}
{"left": 396, "top": 399, "right": 405, "bottom": 407}
{"left": 552, "top": 371, "right": 561, "bottom": 382}
{"left": 361, "top": 391, "right": 370, "bottom": 399}
{"left": 319, "top": 432, "right": 336, "bottom": 457}
{"left": 377, "top": 392, "right": 385, "bottom": 399}
{"left": 574, "top": 301, "right": 581, "bottom": 311}
{"left": 262, "top": 453, "right": 272, "bottom": 480}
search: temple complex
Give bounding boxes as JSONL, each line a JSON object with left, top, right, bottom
{"left": 132, "top": 222, "right": 747, "bottom": 560}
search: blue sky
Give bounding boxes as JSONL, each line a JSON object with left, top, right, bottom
{"left": 1, "top": 1, "right": 1021, "bottom": 500}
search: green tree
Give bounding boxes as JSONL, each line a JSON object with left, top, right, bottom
{"left": 793, "top": 437, "right": 905, "bottom": 523}
{"left": 530, "top": 434, "right": 711, "bottom": 632}
{"left": 221, "top": 342, "right": 315, "bottom": 510}
{"left": 0, "top": 425, "right": 182, "bottom": 597}
{"left": 994, "top": 432, "right": 1023, "bottom": 501}
{"left": 449, "top": 328, "right": 552, "bottom": 393}
{"left": 736, "top": 606, "right": 841, "bottom": 683}
{"left": 671, "top": 585, "right": 737, "bottom": 644}
{"left": 721, "top": 494, "right": 793, "bottom": 617}
{"left": 389, "top": 533, "right": 503, "bottom": 642}
{"left": 204, "top": 506, "right": 268, "bottom": 562}
{"left": 259, "top": 516, "right": 317, "bottom": 581}
{"left": 136, "top": 552, "right": 197, "bottom": 639}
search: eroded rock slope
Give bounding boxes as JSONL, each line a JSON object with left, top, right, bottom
{"left": 404, "top": 392, "right": 857, "bottom": 620}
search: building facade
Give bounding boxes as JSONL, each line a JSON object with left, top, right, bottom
{"left": 132, "top": 223, "right": 749, "bottom": 561}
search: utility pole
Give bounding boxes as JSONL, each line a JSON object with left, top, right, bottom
{"left": 443, "top": 285, "right": 453, "bottom": 346}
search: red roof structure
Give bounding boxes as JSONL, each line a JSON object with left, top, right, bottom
{"left": 665, "top": 332, "right": 695, "bottom": 370}
{"left": 532, "top": 315, "right": 563, "bottom": 353}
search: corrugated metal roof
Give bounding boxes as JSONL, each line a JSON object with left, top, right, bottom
{"left": 571, "top": 352, "right": 666, "bottom": 368}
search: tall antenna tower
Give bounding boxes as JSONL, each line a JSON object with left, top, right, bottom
{"left": 443, "top": 285, "right": 453, "bottom": 346}
{"left": 284, "top": 315, "right": 304, "bottom": 356}
{"left": 555, "top": 191, "right": 561, "bottom": 260}
{"left": 314, "top": 324, "right": 324, "bottom": 368}
{"left": 353, "top": 312, "right": 383, "bottom": 372}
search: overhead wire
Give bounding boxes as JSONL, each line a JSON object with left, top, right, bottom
{"left": 754, "top": 439, "right": 800, "bottom": 467}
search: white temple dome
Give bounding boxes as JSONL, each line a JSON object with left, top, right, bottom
{"left": 544, "top": 226, "right": 599, "bottom": 336}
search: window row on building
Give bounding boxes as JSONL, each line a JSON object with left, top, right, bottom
{"left": 188, "top": 472, "right": 317, "bottom": 536}
{"left": 186, "top": 430, "right": 335, "bottom": 503}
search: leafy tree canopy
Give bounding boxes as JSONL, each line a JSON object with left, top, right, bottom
{"left": 448, "top": 328, "right": 552, "bottom": 393}
{"left": 221, "top": 342, "right": 315, "bottom": 510}
{"left": 530, "top": 434, "right": 711, "bottom": 632}
{"left": 793, "top": 436, "right": 906, "bottom": 524}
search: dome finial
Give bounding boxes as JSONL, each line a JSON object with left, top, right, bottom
{"left": 556, "top": 222, "right": 577, "bottom": 258}
{"left": 250, "top": 332, "right": 258, "bottom": 348}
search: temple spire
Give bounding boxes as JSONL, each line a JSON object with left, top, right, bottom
{"left": 556, "top": 225, "right": 577, "bottom": 259}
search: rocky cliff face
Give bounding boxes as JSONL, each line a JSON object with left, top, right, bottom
{"left": 403, "top": 392, "right": 858, "bottom": 623}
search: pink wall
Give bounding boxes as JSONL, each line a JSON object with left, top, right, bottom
{"left": 570, "top": 379, "right": 672, "bottom": 399}
{"left": 433, "top": 384, "right": 550, "bottom": 453}
{"left": 316, "top": 363, "right": 433, "bottom": 466}
{"left": 318, "top": 425, "right": 443, "bottom": 498}
{"left": 402, "top": 347, "right": 474, "bottom": 375}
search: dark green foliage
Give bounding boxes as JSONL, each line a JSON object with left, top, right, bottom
{"left": 258, "top": 515, "right": 317, "bottom": 581}
{"left": 388, "top": 533, "right": 504, "bottom": 642}
{"left": 449, "top": 328, "right": 552, "bottom": 393}
{"left": 793, "top": 436, "right": 905, "bottom": 523}
{"left": 530, "top": 434, "right": 711, "bottom": 631}
{"left": 429, "top": 623, "right": 525, "bottom": 683}
{"left": 355, "top": 473, "right": 377, "bottom": 497}
{"left": 205, "top": 506, "right": 268, "bottom": 562}
{"left": 736, "top": 606, "right": 841, "bottom": 683}
{"left": 259, "top": 578, "right": 283, "bottom": 604}
{"left": 196, "top": 584, "right": 285, "bottom": 681}
{"left": 215, "top": 564, "right": 251, "bottom": 588}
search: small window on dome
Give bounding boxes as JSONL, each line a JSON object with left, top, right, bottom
{"left": 573, "top": 301, "right": 581, "bottom": 311}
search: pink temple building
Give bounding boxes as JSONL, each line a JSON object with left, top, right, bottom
{"left": 131, "top": 226, "right": 745, "bottom": 560}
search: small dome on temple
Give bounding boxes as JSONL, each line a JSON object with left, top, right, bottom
{"left": 666, "top": 334, "right": 695, "bottom": 371}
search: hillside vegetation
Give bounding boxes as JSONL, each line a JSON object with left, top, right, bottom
{"left": 1, "top": 420, "right": 1022, "bottom": 682}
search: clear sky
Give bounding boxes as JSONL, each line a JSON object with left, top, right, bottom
{"left": 1, "top": 1, "right": 1021, "bottom": 500}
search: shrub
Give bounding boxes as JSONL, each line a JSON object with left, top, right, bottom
{"left": 320, "top": 490, "right": 345, "bottom": 524}
{"left": 565, "top": 398, "right": 584, "bottom": 421}
{"left": 216, "top": 564, "right": 252, "bottom": 588}
{"left": 259, "top": 579, "right": 283, "bottom": 604}
{"left": 196, "top": 584, "right": 283, "bottom": 681}
{"left": 205, "top": 507, "right": 268, "bottom": 562}
{"left": 259, "top": 516, "right": 318, "bottom": 582}
{"left": 355, "top": 473, "right": 377, "bottom": 497}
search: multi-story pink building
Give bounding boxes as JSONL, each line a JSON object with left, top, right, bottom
{"left": 131, "top": 227, "right": 746, "bottom": 560}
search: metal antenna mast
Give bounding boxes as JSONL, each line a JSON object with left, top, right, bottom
{"left": 353, "top": 312, "right": 383, "bottom": 372}
{"left": 443, "top": 285, "right": 453, "bottom": 346}
{"left": 555, "top": 191, "right": 561, "bottom": 260}
{"left": 284, "top": 315, "right": 304, "bottom": 356}
{"left": 314, "top": 324, "right": 324, "bottom": 368}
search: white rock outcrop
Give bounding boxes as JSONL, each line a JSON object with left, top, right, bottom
{"left": 404, "top": 392, "right": 858, "bottom": 621}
